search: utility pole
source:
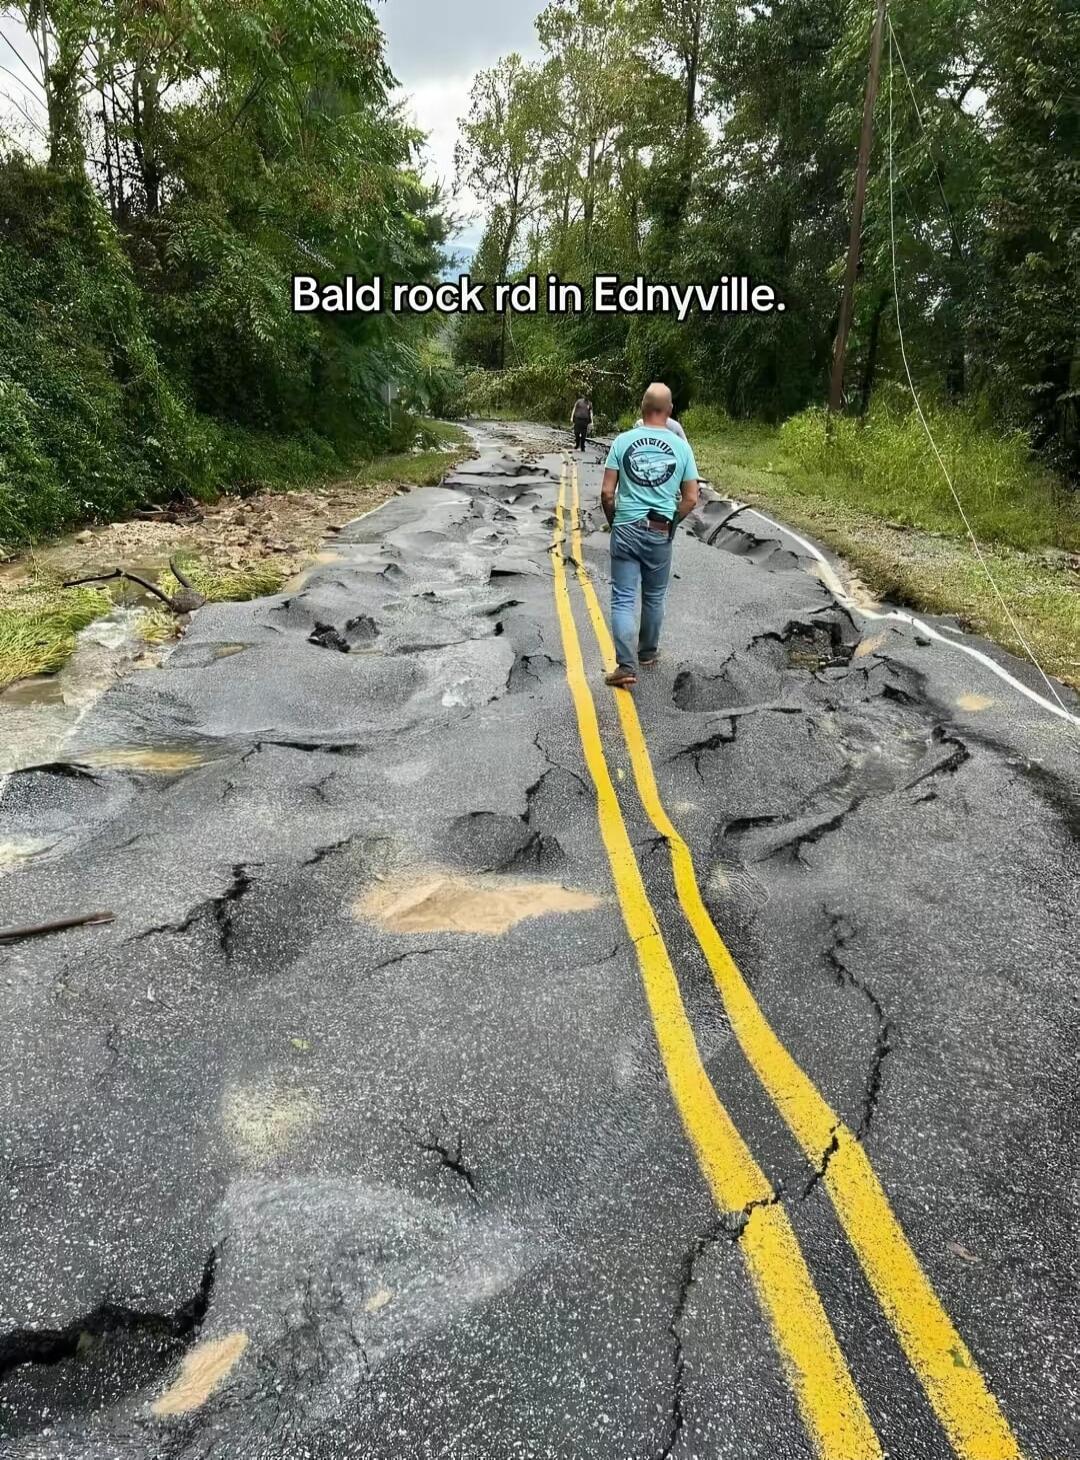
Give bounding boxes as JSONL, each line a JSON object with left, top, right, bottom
{"left": 828, "top": 0, "right": 889, "bottom": 416}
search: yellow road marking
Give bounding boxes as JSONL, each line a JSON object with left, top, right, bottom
{"left": 569, "top": 464, "right": 1024, "bottom": 1460}
{"left": 551, "top": 469, "right": 881, "bottom": 1460}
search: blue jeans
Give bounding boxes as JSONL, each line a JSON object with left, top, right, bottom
{"left": 610, "top": 519, "right": 673, "bottom": 671}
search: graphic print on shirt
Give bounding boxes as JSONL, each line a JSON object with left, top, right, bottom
{"left": 623, "top": 434, "right": 679, "bottom": 490}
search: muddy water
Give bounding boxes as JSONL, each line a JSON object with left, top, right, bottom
{"left": 0, "top": 609, "right": 152, "bottom": 774}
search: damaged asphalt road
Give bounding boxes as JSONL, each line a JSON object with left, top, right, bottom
{"left": 0, "top": 422, "right": 1077, "bottom": 1459}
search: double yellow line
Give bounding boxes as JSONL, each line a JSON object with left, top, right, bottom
{"left": 550, "top": 461, "right": 1024, "bottom": 1460}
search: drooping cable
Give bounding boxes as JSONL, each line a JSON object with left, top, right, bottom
{"left": 886, "top": 25, "right": 1073, "bottom": 716}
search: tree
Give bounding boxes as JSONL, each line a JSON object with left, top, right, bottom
{"left": 975, "top": 0, "right": 1079, "bottom": 469}
{"left": 455, "top": 52, "right": 549, "bottom": 365}
{"left": 455, "top": 54, "right": 547, "bottom": 283}
{"left": 0, "top": 0, "right": 451, "bottom": 545}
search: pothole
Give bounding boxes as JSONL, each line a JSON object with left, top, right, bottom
{"left": 749, "top": 618, "right": 857, "bottom": 676}
{"left": 0, "top": 1249, "right": 219, "bottom": 1442}
{"left": 0, "top": 1324, "right": 186, "bottom": 1440}
{"left": 354, "top": 871, "right": 599, "bottom": 935}
{"left": 671, "top": 664, "right": 780, "bottom": 711}
{"left": 308, "top": 615, "right": 380, "bottom": 653}
{"left": 446, "top": 812, "right": 564, "bottom": 874}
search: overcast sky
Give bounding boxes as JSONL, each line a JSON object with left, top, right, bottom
{"left": 379, "top": 1, "right": 542, "bottom": 248}
{"left": 0, "top": 3, "right": 537, "bottom": 247}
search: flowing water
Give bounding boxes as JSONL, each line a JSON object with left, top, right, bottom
{"left": 0, "top": 608, "right": 152, "bottom": 774}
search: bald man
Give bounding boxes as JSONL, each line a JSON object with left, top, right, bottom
{"left": 599, "top": 383, "right": 700, "bottom": 689}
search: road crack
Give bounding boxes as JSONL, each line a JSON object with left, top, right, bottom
{"left": 0, "top": 1242, "right": 222, "bottom": 1380}
{"left": 211, "top": 864, "right": 254, "bottom": 961}
{"left": 901, "top": 727, "right": 971, "bottom": 793}
{"left": 405, "top": 1118, "right": 479, "bottom": 1202}
{"left": 128, "top": 863, "right": 256, "bottom": 959}
{"left": 301, "top": 836, "right": 356, "bottom": 868}
{"left": 824, "top": 910, "right": 893, "bottom": 1140}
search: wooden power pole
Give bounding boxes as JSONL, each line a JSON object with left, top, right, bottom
{"left": 828, "top": 0, "right": 889, "bottom": 416}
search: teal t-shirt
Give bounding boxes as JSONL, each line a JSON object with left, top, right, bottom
{"left": 605, "top": 427, "right": 699, "bottom": 525}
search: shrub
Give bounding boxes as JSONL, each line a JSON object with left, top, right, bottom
{"left": 681, "top": 404, "right": 734, "bottom": 437}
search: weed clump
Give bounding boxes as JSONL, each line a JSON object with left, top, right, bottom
{"left": 779, "top": 400, "right": 1077, "bottom": 552}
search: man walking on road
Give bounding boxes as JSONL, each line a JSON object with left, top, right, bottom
{"left": 571, "top": 394, "right": 593, "bottom": 452}
{"left": 600, "top": 382, "right": 700, "bottom": 690}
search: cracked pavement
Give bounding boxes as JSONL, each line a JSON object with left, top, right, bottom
{"left": 0, "top": 423, "right": 1077, "bottom": 1458}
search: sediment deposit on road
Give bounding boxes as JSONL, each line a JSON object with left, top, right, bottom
{"left": 0, "top": 424, "right": 1076, "bottom": 1460}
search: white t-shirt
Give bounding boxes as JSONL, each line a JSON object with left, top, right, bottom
{"left": 636, "top": 416, "right": 687, "bottom": 441}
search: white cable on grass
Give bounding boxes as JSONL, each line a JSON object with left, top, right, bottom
{"left": 734, "top": 504, "right": 1080, "bottom": 727}
{"left": 886, "top": 29, "right": 1073, "bottom": 718}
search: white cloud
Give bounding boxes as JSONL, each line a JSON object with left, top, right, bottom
{"left": 397, "top": 72, "right": 486, "bottom": 248}
{"left": 0, "top": 15, "right": 48, "bottom": 152}
{"left": 383, "top": 3, "right": 544, "bottom": 251}
{"left": 379, "top": 0, "right": 540, "bottom": 83}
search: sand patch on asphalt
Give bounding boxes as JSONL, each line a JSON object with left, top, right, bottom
{"left": 853, "top": 632, "right": 887, "bottom": 659}
{"left": 355, "top": 872, "right": 599, "bottom": 935}
{"left": 77, "top": 746, "right": 207, "bottom": 772}
{"left": 221, "top": 1083, "right": 317, "bottom": 1163}
{"left": 153, "top": 1331, "right": 249, "bottom": 1416}
{"left": 956, "top": 693, "right": 995, "bottom": 712}
{"left": 0, "top": 836, "right": 60, "bottom": 877}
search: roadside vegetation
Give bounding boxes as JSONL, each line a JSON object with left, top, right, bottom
{"left": 0, "top": 422, "right": 471, "bottom": 691}
{"left": 0, "top": 2, "right": 460, "bottom": 556}
{"left": 682, "top": 410, "right": 1079, "bottom": 686}
{"left": 453, "top": 0, "right": 1077, "bottom": 687}
{"left": 352, "top": 420, "right": 474, "bottom": 490}
{"left": 454, "top": 2, "right": 1077, "bottom": 479}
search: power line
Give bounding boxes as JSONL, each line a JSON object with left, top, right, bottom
{"left": 0, "top": 31, "right": 45, "bottom": 96}
{"left": 886, "top": 28, "right": 1073, "bottom": 720}
{"left": 887, "top": 18, "right": 962, "bottom": 255}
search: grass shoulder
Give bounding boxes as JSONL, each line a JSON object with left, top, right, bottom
{"left": 0, "top": 419, "right": 472, "bottom": 692}
{"left": 685, "top": 407, "right": 1079, "bottom": 688}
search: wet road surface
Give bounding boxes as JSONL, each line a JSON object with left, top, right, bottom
{"left": 0, "top": 424, "right": 1077, "bottom": 1459}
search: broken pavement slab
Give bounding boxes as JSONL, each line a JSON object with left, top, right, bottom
{"left": 0, "top": 423, "right": 1076, "bottom": 1459}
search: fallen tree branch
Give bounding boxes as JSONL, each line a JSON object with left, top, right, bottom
{"left": 62, "top": 557, "right": 205, "bottom": 614}
{"left": 0, "top": 911, "right": 115, "bottom": 945}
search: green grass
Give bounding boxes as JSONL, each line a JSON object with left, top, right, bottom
{"left": 777, "top": 403, "right": 1077, "bottom": 552}
{"left": 0, "top": 586, "right": 112, "bottom": 689}
{"left": 416, "top": 419, "right": 470, "bottom": 447}
{"left": 0, "top": 558, "right": 294, "bottom": 692}
{"left": 159, "top": 557, "right": 288, "bottom": 603}
{"left": 689, "top": 406, "right": 1080, "bottom": 686}
{"left": 352, "top": 422, "right": 472, "bottom": 490}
